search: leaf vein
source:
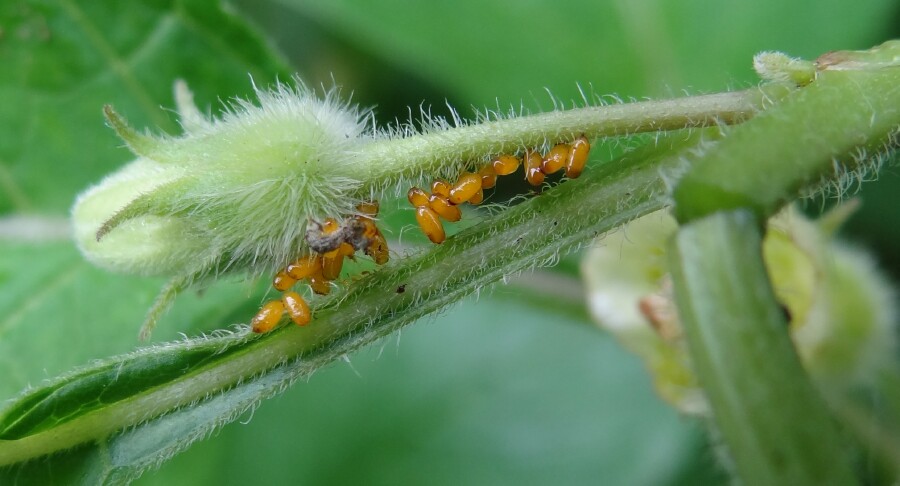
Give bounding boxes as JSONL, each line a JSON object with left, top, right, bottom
{"left": 58, "top": 0, "right": 170, "bottom": 129}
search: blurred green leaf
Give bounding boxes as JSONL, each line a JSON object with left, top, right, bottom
{"left": 277, "top": 0, "right": 896, "bottom": 105}
{"left": 0, "top": 241, "right": 259, "bottom": 403}
{"left": 0, "top": 0, "right": 291, "bottom": 214}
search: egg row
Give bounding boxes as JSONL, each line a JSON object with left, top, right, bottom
{"left": 408, "top": 135, "right": 591, "bottom": 244}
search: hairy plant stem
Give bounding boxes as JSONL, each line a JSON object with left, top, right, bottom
{"left": 0, "top": 131, "right": 710, "bottom": 465}
{"left": 673, "top": 66, "right": 900, "bottom": 223}
{"left": 669, "top": 211, "right": 858, "bottom": 485}
{"left": 357, "top": 87, "right": 789, "bottom": 186}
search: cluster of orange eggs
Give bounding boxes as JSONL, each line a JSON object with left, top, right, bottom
{"left": 251, "top": 135, "right": 591, "bottom": 333}
{"left": 250, "top": 202, "right": 388, "bottom": 333}
{"left": 408, "top": 135, "right": 591, "bottom": 243}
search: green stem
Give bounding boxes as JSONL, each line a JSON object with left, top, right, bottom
{"left": 358, "top": 87, "right": 789, "bottom": 187}
{"left": 673, "top": 66, "right": 900, "bottom": 223}
{"left": 669, "top": 210, "right": 857, "bottom": 486}
{"left": 0, "top": 131, "right": 710, "bottom": 465}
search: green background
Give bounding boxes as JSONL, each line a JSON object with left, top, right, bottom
{"left": 0, "top": 0, "right": 897, "bottom": 484}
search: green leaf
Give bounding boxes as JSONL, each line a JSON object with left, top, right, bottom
{"left": 0, "top": 239, "right": 263, "bottom": 411}
{"left": 0, "top": 0, "right": 291, "bottom": 214}
{"left": 276, "top": 0, "right": 897, "bottom": 104}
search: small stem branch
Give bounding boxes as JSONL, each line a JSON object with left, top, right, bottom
{"left": 669, "top": 210, "right": 857, "bottom": 486}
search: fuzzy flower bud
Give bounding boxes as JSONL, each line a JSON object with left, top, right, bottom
{"left": 72, "top": 158, "right": 205, "bottom": 276}
{"left": 71, "top": 78, "right": 374, "bottom": 283}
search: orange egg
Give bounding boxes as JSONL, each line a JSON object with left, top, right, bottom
{"left": 566, "top": 135, "right": 590, "bottom": 179}
{"left": 524, "top": 150, "right": 545, "bottom": 186}
{"left": 356, "top": 200, "right": 379, "bottom": 217}
{"left": 286, "top": 255, "right": 321, "bottom": 280}
{"left": 339, "top": 241, "right": 355, "bottom": 257}
{"left": 358, "top": 216, "right": 379, "bottom": 239}
{"left": 448, "top": 172, "right": 481, "bottom": 204}
{"left": 366, "top": 231, "right": 390, "bottom": 264}
{"left": 479, "top": 165, "right": 497, "bottom": 189}
{"left": 282, "top": 291, "right": 311, "bottom": 326}
{"left": 541, "top": 143, "right": 570, "bottom": 175}
{"left": 251, "top": 299, "right": 285, "bottom": 333}
{"left": 415, "top": 206, "right": 446, "bottom": 244}
{"left": 491, "top": 154, "right": 520, "bottom": 176}
{"left": 431, "top": 179, "right": 451, "bottom": 198}
{"left": 429, "top": 194, "right": 462, "bottom": 222}
{"left": 468, "top": 188, "right": 484, "bottom": 205}
{"left": 272, "top": 270, "right": 297, "bottom": 291}
{"left": 407, "top": 187, "right": 430, "bottom": 207}
{"left": 322, "top": 217, "right": 340, "bottom": 234}
{"left": 309, "top": 268, "right": 331, "bottom": 295}
{"left": 321, "top": 249, "right": 345, "bottom": 280}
